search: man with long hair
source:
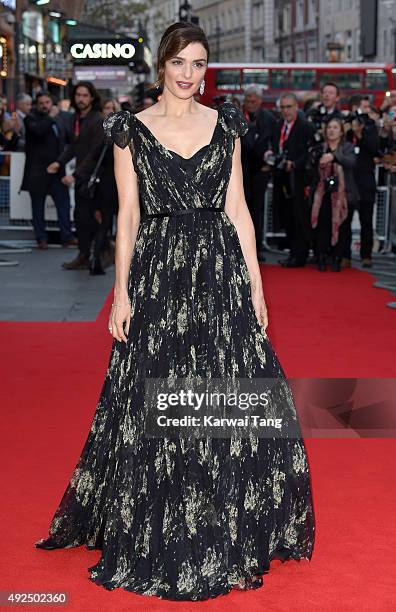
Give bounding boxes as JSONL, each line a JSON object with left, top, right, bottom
{"left": 47, "top": 81, "right": 104, "bottom": 269}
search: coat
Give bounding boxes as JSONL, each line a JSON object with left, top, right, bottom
{"left": 20, "top": 109, "right": 71, "bottom": 194}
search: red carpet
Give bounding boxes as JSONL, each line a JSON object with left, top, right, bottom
{"left": 1, "top": 265, "right": 395, "bottom": 611}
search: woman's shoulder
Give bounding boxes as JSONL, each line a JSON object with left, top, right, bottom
{"left": 218, "top": 101, "right": 249, "bottom": 137}
{"left": 103, "top": 109, "right": 136, "bottom": 149}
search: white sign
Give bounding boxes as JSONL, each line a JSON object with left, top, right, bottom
{"left": 70, "top": 42, "right": 136, "bottom": 60}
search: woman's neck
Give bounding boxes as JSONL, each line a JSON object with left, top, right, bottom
{"left": 154, "top": 90, "right": 199, "bottom": 118}
{"left": 327, "top": 139, "right": 340, "bottom": 150}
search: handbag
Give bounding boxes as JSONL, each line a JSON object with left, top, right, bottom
{"left": 76, "top": 144, "right": 108, "bottom": 199}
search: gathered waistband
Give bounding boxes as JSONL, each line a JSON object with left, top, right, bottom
{"left": 140, "top": 206, "right": 224, "bottom": 221}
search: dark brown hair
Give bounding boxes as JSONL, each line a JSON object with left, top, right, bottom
{"left": 70, "top": 81, "right": 102, "bottom": 112}
{"left": 324, "top": 117, "right": 345, "bottom": 143}
{"left": 149, "top": 22, "right": 210, "bottom": 91}
{"left": 321, "top": 81, "right": 340, "bottom": 96}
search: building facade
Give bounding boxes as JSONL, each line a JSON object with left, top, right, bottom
{"left": 12, "top": 0, "right": 85, "bottom": 102}
{"left": 318, "top": 0, "right": 360, "bottom": 62}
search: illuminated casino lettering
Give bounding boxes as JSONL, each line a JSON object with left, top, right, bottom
{"left": 70, "top": 42, "right": 136, "bottom": 60}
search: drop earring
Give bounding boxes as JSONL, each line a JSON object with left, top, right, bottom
{"left": 199, "top": 79, "right": 205, "bottom": 95}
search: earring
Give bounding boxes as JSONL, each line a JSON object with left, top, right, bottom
{"left": 199, "top": 79, "right": 205, "bottom": 95}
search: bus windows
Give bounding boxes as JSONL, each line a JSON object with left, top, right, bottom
{"left": 290, "top": 70, "right": 316, "bottom": 90}
{"left": 271, "top": 69, "right": 290, "bottom": 89}
{"left": 215, "top": 70, "right": 241, "bottom": 90}
{"left": 365, "top": 69, "right": 388, "bottom": 90}
{"left": 319, "top": 71, "right": 362, "bottom": 89}
{"left": 242, "top": 69, "right": 269, "bottom": 90}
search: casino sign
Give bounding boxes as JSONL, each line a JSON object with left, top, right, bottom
{"left": 69, "top": 38, "right": 142, "bottom": 66}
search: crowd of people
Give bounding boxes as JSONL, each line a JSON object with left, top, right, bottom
{"left": 233, "top": 81, "right": 396, "bottom": 271}
{"left": 0, "top": 84, "right": 154, "bottom": 275}
{"left": 1, "top": 79, "right": 396, "bottom": 274}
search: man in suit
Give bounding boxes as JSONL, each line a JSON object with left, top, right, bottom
{"left": 265, "top": 92, "right": 315, "bottom": 267}
{"left": 47, "top": 81, "right": 104, "bottom": 270}
{"left": 241, "top": 86, "right": 277, "bottom": 261}
{"left": 20, "top": 92, "right": 76, "bottom": 250}
{"left": 14, "top": 93, "right": 32, "bottom": 152}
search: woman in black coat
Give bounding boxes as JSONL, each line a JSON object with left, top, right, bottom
{"left": 309, "top": 118, "right": 358, "bottom": 271}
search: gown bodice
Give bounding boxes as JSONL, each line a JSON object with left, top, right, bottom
{"left": 103, "top": 102, "right": 249, "bottom": 218}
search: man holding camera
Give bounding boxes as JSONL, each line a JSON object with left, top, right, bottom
{"left": 265, "top": 92, "right": 315, "bottom": 267}
{"left": 342, "top": 99, "right": 380, "bottom": 268}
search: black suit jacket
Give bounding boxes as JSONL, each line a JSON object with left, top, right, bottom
{"left": 57, "top": 109, "right": 104, "bottom": 183}
{"left": 20, "top": 109, "right": 70, "bottom": 193}
{"left": 241, "top": 108, "right": 277, "bottom": 173}
{"left": 346, "top": 123, "right": 380, "bottom": 200}
{"left": 271, "top": 114, "right": 315, "bottom": 171}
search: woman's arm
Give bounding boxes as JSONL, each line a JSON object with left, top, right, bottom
{"left": 110, "top": 142, "right": 141, "bottom": 342}
{"left": 224, "top": 137, "right": 268, "bottom": 331}
{"left": 333, "top": 142, "right": 357, "bottom": 168}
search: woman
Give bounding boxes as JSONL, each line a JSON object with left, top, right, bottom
{"left": 35, "top": 23, "right": 315, "bottom": 601}
{"left": 310, "top": 117, "right": 358, "bottom": 271}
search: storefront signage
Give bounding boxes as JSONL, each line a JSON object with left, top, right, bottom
{"left": 69, "top": 39, "right": 140, "bottom": 65}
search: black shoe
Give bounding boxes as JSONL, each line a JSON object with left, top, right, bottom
{"left": 89, "top": 257, "right": 105, "bottom": 275}
{"left": 331, "top": 256, "right": 342, "bottom": 272}
{"left": 317, "top": 254, "right": 327, "bottom": 271}
{"left": 282, "top": 258, "right": 306, "bottom": 268}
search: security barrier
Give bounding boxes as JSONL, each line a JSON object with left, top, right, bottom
{"left": 262, "top": 166, "right": 392, "bottom": 254}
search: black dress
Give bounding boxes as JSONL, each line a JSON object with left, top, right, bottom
{"left": 35, "top": 102, "right": 315, "bottom": 601}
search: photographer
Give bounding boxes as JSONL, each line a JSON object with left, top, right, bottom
{"left": 310, "top": 118, "right": 358, "bottom": 272}
{"left": 241, "top": 86, "right": 277, "bottom": 261}
{"left": 379, "top": 116, "right": 396, "bottom": 254}
{"left": 305, "top": 82, "right": 343, "bottom": 142}
{"left": 342, "top": 101, "right": 380, "bottom": 268}
{"left": 265, "top": 92, "right": 315, "bottom": 267}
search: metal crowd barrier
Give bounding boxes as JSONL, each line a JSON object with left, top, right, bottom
{"left": 0, "top": 152, "right": 75, "bottom": 233}
{"left": 262, "top": 165, "right": 392, "bottom": 254}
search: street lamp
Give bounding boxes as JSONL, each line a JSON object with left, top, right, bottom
{"left": 179, "top": 1, "right": 192, "bottom": 23}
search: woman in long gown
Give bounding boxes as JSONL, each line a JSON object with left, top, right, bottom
{"left": 35, "top": 22, "right": 315, "bottom": 601}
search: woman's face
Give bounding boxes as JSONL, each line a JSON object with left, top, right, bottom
{"left": 164, "top": 42, "right": 207, "bottom": 98}
{"left": 103, "top": 101, "right": 115, "bottom": 117}
{"left": 326, "top": 120, "right": 343, "bottom": 141}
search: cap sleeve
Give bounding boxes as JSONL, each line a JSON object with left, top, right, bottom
{"left": 220, "top": 102, "right": 249, "bottom": 138}
{"left": 103, "top": 110, "right": 133, "bottom": 149}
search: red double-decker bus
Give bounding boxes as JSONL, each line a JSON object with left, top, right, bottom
{"left": 199, "top": 62, "right": 396, "bottom": 109}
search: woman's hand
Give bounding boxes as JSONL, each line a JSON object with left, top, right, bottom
{"left": 251, "top": 284, "right": 268, "bottom": 333}
{"left": 108, "top": 301, "right": 131, "bottom": 343}
{"left": 319, "top": 152, "right": 334, "bottom": 166}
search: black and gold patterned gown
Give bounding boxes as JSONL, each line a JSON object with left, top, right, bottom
{"left": 35, "top": 102, "right": 315, "bottom": 601}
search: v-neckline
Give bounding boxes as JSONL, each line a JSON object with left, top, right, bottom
{"left": 133, "top": 108, "right": 220, "bottom": 161}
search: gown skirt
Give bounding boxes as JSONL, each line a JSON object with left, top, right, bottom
{"left": 35, "top": 102, "right": 315, "bottom": 601}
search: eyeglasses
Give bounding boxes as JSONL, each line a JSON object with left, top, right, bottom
{"left": 280, "top": 105, "right": 295, "bottom": 109}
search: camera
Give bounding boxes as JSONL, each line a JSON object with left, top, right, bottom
{"left": 324, "top": 175, "right": 339, "bottom": 194}
{"left": 342, "top": 109, "right": 374, "bottom": 126}
{"left": 306, "top": 105, "right": 327, "bottom": 132}
{"left": 266, "top": 152, "right": 288, "bottom": 171}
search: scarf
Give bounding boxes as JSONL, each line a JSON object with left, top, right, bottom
{"left": 311, "top": 150, "right": 348, "bottom": 246}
